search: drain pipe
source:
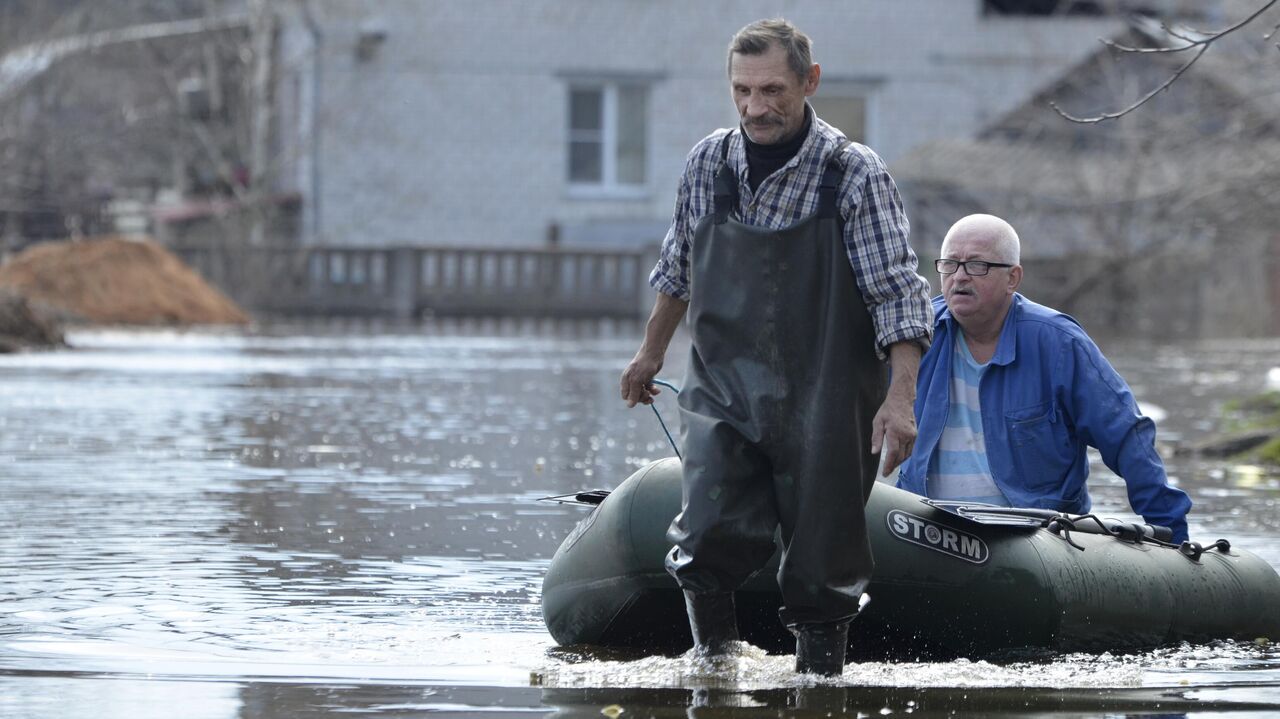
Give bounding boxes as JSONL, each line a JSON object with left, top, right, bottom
{"left": 298, "top": 0, "right": 323, "bottom": 246}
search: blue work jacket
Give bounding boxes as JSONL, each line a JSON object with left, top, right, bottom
{"left": 897, "top": 294, "right": 1192, "bottom": 542}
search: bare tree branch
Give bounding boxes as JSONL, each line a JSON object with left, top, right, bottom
{"left": 1050, "top": 44, "right": 1208, "bottom": 124}
{"left": 1052, "top": 0, "right": 1280, "bottom": 124}
{"left": 1102, "top": 28, "right": 1197, "bottom": 53}
{"left": 136, "top": 34, "right": 249, "bottom": 205}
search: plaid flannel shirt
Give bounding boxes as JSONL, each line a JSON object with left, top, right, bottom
{"left": 649, "top": 111, "right": 932, "bottom": 357}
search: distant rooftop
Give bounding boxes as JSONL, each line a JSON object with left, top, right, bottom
{"left": 982, "top": 0, "right": 1221, "bottom": 19}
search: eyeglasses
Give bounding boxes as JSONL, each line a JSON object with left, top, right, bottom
{"left": 935, "top": 259, "right": 1014, "bottom": 276}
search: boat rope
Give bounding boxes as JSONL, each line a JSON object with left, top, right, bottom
{"left": 1042, "top": 512, "right": 1233, "bottom": 560}
{"left": 648, "top": 379, "right": 682, "bottom": 460}
{"left": 1045, "top": 513, "right": 1167, "bottom": 551}
{"left": 536, "top": 379, "right": 682, "bottom": 507}
{"left": 1179, "top": 538, "right": 1232, "bottom": 561}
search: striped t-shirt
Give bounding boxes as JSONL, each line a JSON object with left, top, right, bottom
{"left": 925, "top": 333, "right": 1010, "bottom": 506}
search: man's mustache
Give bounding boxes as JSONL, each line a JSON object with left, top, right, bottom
{"left": 744, "top": 114, "right": 784, "bottom": 127}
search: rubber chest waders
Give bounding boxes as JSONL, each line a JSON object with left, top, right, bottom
{"left": 665, "top": 133, "right": 888, "bottom": 627}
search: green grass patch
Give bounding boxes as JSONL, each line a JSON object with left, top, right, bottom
{"left": 1221, "top": 391, "right": 1280, "bottom": 434}
{"left": 1220, "top": 391, "right": 1280, "bottom": 464}
{"left": 1224, "top": 391, "right": 1280, "bottom": 416}
{"left": 1258, "top": 437, "right": 1280, "bottom": 465}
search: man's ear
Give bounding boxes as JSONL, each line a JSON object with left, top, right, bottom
{"left": 1008, "top": 265, "right": 1023, "bottom": 294}
{"left": 805, "top": 63, "right": 821, "bottom": 96}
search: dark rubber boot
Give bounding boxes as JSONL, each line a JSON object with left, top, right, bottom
{"left": 683, "top": 590, "right": 739, "bottom": 656}
{"left": 792, "top": 620, "right": 851, "bottom": 677}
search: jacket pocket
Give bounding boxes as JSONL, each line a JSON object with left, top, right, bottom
{"left": 1005, "top": 401, "right": 1074, "bottom": 494}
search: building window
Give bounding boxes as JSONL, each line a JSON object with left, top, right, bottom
{"left": 809, "top": 95, "right": 868, "bottom": 144}
{"left": 567, "top": 83, "right": 647, "bottom": 190}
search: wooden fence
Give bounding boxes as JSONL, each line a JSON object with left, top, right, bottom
{"left": 175, "top": 244, "right": 655, "bottom": 319}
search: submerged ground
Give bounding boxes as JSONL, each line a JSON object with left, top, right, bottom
{"left": 0, "top": 323, "right": 1278, "bottom": 718}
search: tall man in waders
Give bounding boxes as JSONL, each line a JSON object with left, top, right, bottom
{"left": 620, "top": 19, "right": 932, "bottom": 676}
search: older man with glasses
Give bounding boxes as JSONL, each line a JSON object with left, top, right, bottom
{"left": 896, "top": 214, "right": 1192, "bottom": 542}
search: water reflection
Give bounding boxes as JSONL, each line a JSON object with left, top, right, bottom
{"left": 1, "top": 325, "right": 1279, "bottom": 718}
{"left": 9, "top": 677, "right": 1280, "bottom": 718}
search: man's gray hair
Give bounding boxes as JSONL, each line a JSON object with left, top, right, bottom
{"left": 728, "top": 18, "right": 813, "bottom": 81}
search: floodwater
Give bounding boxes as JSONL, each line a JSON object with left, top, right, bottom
{"left": 1, "top": 322, "right": 1279, "bottom": 718}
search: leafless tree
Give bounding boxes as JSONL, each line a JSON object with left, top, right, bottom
{"left": 0, "top": 0, "right": 315, "bottom": 308}
{"left": 0, "top": 1, "right": 248, "bottom": 245}
{"left": 1052, "top": 0, "right": 1280, "bottom": 123}
{"left": 904, "top": 7, "right": 1280, "bottom": 338}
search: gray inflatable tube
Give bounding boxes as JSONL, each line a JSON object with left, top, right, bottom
{"left": 542, "top": 458, "right": 1280, "bottom": 659}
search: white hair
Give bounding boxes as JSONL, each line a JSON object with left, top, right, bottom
{"left": 941, "top": 214, "right": 1021, "bottom": 265}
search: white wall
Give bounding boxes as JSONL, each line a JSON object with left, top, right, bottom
{"left": 276, "top": 1, "right": 1120, "bottom": 249}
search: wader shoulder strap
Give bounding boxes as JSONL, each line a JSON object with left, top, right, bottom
{"left": 817, "top": 139, "right": 852, "bottom": 220}
{"left": 713, "top": 132, "right": 738, "bottom": 225}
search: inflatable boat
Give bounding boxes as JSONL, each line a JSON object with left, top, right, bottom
{"left": 542, "top": 458, "right": 1280, "bottom": 659}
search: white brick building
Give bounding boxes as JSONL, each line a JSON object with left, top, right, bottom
{"left": 270, "top": 1, "right": 1132, "bottom": 252}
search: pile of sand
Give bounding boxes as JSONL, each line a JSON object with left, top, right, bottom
{"left": 0, "top": 290, "right": 65, "bottom": 352}
{"left": 0, "top": 236, "right": 250, "bottom": 326}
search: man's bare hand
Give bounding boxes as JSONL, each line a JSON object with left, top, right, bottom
{"left": 621, "top": 351, "right": 664, "bottom": 407}
{"left": 871, "top": 389, "right": 916, "bottom": 476}
{"left": 872, "top": 339, "right": 924, "bottom": 477}
{"left": 622, "top": 293, "right": 688, "bottom": 408}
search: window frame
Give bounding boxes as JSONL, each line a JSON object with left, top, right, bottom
{"left": 808, "top": 77, "right": 883, "bottom": 149}
{"left": 564, "top": 77, "right": 652, "bottom": 200}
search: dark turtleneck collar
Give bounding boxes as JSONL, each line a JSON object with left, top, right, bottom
{"left": 742, "top": 108, "right": 812, "bottom": 193}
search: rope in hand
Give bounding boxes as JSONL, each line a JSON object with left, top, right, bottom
{"left": 647, "top": 379, "right": 682, "bottom": 460}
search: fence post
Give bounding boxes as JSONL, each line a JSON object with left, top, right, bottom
{"left": 391, "top": 247, "right": 417, "bottom": 319}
